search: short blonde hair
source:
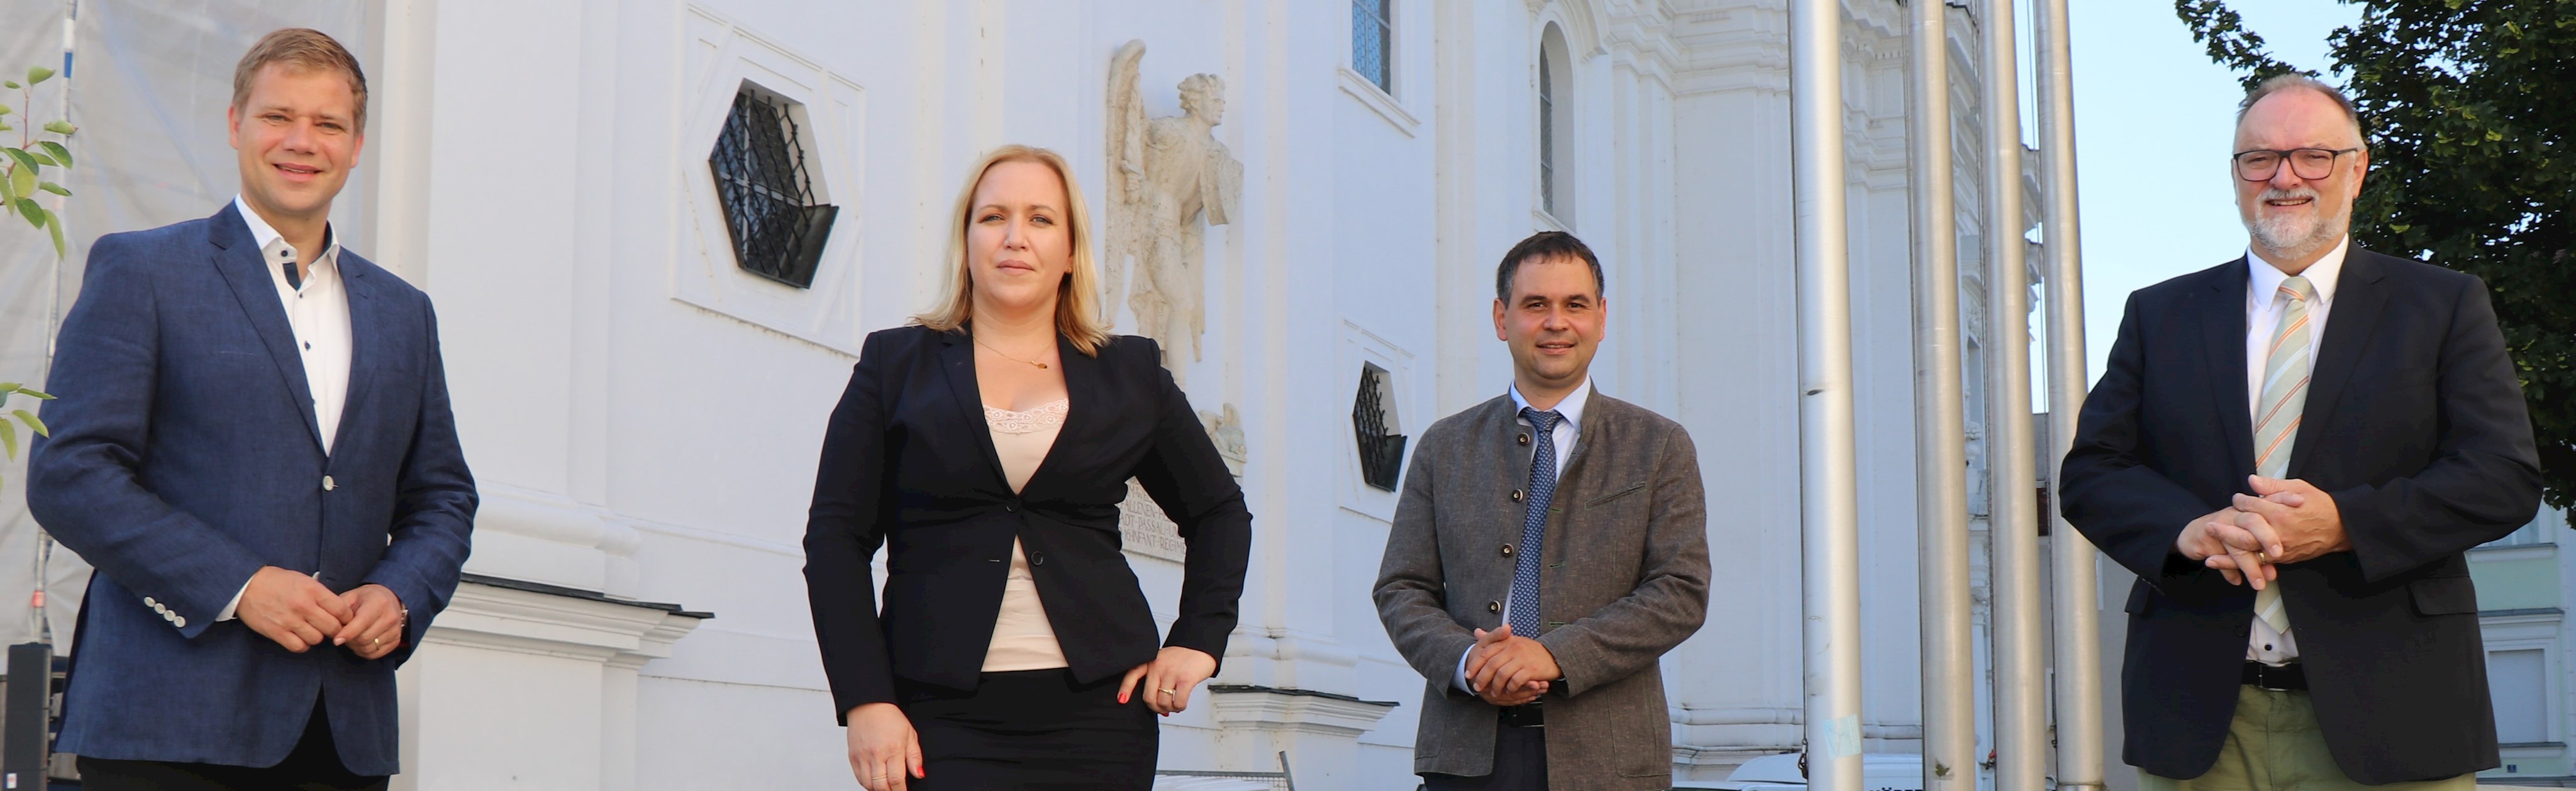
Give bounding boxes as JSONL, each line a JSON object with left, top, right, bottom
{"left": 913, "top": 145, "right": 1113, "bottom": 355}
{"left": 232, "top": 28, "right": 369, "bottom": 131}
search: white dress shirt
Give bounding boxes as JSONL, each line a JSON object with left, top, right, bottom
{"left": 1456, "top": 377, "right": 1592, "bottom": 693}
{"left": 2241, "top": 236, "right": 2348, "bottom": 664}
{"left": 216, "top": 196, "right": 352, "bottom": 622}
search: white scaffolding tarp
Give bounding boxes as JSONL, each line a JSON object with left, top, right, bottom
{"left": 0, "top": 0, "right": 366, "bottom": 649}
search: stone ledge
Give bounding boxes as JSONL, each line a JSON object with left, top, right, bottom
{"left": 1207, "top": 683, "right": 1399, "bottom": 738}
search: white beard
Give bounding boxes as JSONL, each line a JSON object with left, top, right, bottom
{"left": 2245, "top": 186, "right": 2351, "bottom": 260}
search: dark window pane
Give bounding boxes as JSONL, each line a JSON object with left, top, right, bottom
{"left": 709, "top": 90, "right": 838, "bottom": 289}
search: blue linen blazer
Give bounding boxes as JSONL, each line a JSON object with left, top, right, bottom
{"left": 26, "top": 202, "right": 476, "bottom": 776}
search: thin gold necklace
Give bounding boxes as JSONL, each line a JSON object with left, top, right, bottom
{"left": 973, "top": 333, "right": 1050, "bottom": 369}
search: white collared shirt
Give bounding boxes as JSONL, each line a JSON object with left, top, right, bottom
{"left": 2240, "top": 236, "right": 2348, "bottom": 664}
{"left": 1457, "top": 377, "right": 1594, "bottom": 692}
{"left": 216, "top": 196, "right": 352, "bottom": 623}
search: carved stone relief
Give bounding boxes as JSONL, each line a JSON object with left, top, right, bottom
{"left": 1105, "top": 39, "right": 1242, "bottom": 387}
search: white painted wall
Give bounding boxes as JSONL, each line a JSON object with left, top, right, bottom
{"left": 0, "top": 1, "right": 2029, "bottom": 788}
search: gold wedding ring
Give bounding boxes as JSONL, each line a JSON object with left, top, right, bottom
{"left": 1158, "top": 688, "right": 1177, "bottom": 695}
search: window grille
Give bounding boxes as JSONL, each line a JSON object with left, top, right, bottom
{"left": 1352, "top": 0, "right": 1392, "bottom": 94}
{"left": 1352, "top": 362, "right": 1407, "bottom": 491}
{"left": 1538, "top": 50, "right": 1555, "bottom": 217}
{"left": 709, "top": 89, "right": 838, "bottom": 289}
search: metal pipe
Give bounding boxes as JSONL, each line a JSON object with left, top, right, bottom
{"left": 1908, "top": 3, "right": 1977, "bottom": 790}
{"left": 1790, "top": 0, "right": 1862, "bottom": 788}
{"left": 1979, "top": 0, "right": 2048, "bottom": 787}
{"left": 2034, "top": 0, "right": 2104, "bottom": 785}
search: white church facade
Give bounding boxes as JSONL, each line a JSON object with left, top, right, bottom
{"left": 0, "top": 1, "right": 2049, "bottom": 788}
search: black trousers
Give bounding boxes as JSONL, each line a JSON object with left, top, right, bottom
{"left": 74, "top": 700, "right": 387, "bottom": 791}
{"left": 897, "top": 668, "right": 1159, "bottom": 790}
{"left": 1422, "top": 719, "right": 1549, "bottom": 790}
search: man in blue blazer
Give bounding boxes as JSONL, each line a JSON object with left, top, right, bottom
{"left": 26, "top": 29, "right": 474, "bottom": 790}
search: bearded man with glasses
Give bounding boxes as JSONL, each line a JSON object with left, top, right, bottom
{"left": 2062, "top": 74, "right": 2540, "bottom": 790}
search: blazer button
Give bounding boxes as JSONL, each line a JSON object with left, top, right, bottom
{"left": 1501, "top": 544, "right": 1515, "bottom": 556}
{"left": 1487, "top": 600, "right": 1502, "bottom": 613}
{"left": 1511, "top": 489, "right": 1524, "bottom": 503}
{"left": 1516, "top": 433, "right": 1530, "bottom": 446}
{"left": 322, "top": 475, "right": 336, "bottom": 491}
{"left": 173, "top": 615, "right": 187, "bottom": 628}
{"left": 1004, "top": 503, "right": 1019, "bottom": 513}
{"left": 1031, "top": 551, "right": 1046, "bottom": 567}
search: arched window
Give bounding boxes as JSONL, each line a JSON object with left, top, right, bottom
{"left": 1538, "top": 24, "right": 1574, "bottom": 224}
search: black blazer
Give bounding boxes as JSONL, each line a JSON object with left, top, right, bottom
{"left": 2062, "top": 250, "right": 2541, "bottom": 783}
{"left": 802, "top": 324, "right": 1252, "bottom": 721}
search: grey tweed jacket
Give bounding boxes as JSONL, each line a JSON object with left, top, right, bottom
{"left": 1374, "top": 390, "right": 1711, "bottom": 790}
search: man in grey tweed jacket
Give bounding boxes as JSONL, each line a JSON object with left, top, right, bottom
{"left": 1375, "top": 231, "right": 1711, "bottom": 790}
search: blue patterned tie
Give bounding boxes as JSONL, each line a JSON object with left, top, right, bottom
{"left": 1508, "top": 408, "right": 1562, "bottom": 638}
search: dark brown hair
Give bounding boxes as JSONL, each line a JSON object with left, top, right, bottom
{"left": 1495, "top": 231, "right": 1604, "bottom": 301}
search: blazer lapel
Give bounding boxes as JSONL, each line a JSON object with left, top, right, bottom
{"left": 2201, "top": 258, "right": 2257, "bottom": 478}
{"left": 208, "top": 204, "right": 324, "bottom": 452}
{"left": 936, "top": 329, "right": 1011, "bottom": 492}
{"left": 333, "top": 257, "right": 384, "bottom": 461}
{"left": 2287, "top": 251, "right": 2389, "bottom": 480}
{"left": 1018, "top": 335, "right": 1094, "bottom": 499}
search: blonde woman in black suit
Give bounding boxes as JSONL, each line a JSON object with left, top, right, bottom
{"left": 804, "top": 145, "right": 1252, "bottom": 790}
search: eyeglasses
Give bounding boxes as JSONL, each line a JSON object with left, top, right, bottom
{"left": 2233, "top": 147, "right": 2362, "bottom": 182}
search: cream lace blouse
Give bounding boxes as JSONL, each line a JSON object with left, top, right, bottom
{"left": 980, "top": 398, "right": 1070, "bottom": 672}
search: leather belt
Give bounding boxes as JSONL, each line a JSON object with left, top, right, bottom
{"left": 1498, "top": 703, "right": 1545, "bottom": 728}
{"left": 2242, "top": 660, "right": 2307, "bottom": 691}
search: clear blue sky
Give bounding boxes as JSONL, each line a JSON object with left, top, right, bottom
{"left": 2050, "top": 1, "right": 2363, "bottom": 394}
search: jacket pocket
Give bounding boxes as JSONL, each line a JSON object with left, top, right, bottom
{"left": 2409, "top": 575, "right": 2479, "bottom": 616}
{"left": 2123, "top": 583, "right": 2153, "bottom": 615}
{"left": 1585, "top": 482, "right": 1646, "bottom": 506}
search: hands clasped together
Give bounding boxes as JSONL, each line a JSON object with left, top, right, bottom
{"left": 1464, "top": 623, "right": 1559, "bottom": 707}
{"left": 2174, "top": 475, "right": 2353, "bottom": 589}
{"left": 236, "top": 565, "right": 407, "bottom": 659}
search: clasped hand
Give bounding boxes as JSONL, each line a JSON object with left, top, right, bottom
{"left": 236, "top": 567, "right": 407, "bottom": 658}
{"left": 2173, "top": 475, "right": 2351, "bottom": 589}
{"left": 1465, "top": 624, "right": 1558, "bottom": 707}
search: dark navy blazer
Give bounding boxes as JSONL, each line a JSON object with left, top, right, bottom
{"left": 2062, "top": 250, "right": 2540, "bottom": 784}
{"left": 803, "top": 326, "right": 1251, "bottom": 721}
{"left": 27, "top": 203, "right": 475, "bottom": 776}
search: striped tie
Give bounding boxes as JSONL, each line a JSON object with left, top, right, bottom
{"left": 2251, "top": 275, "right": 2315, "bottom": 634}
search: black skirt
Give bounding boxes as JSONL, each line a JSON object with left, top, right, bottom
{"left": 899, "top": 668, "right": 1159, "bottom": 790}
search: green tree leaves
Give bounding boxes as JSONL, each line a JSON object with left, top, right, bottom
{"left": 2177, "top": 0, "right": 2576, "bottom": 507}
{"left": 0, "top": 70, "right": 78, "bottom": 259}
{"left": 0, "top": 382, "right": 53, "bottom": 492}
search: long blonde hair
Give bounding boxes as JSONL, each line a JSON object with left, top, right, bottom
{"left": 912, "top": 145, "right": 1113, "bottom": 355}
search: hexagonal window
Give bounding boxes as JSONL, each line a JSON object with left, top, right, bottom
{"left": 1353, "top": 362, "right": 1407, "bottom": 491}
{"left": 709, "top": 86, "right": 838, "bottom": 288}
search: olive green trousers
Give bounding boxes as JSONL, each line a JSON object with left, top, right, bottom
{"left": 2140, "top": 686, "right": 2475, "bottom": 791}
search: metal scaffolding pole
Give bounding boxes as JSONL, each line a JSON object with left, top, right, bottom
{"left": 1980, "top": 0, "right": 2048, "bottom": 787}
{"left": 2034, "top": 0, "right": 2104, "bottom": 786}
{"left": 1792, "top": 0, "right": 1862, "bottom": 787}
{"left": 1909, "top": 2, "right": 1977, "bottom": 790}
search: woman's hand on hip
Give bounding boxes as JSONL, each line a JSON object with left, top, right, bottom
{"left": 845, "top": 702, "right": 924, "bottom": 791}
{"left": 1118, "top": 645, "right": 1219, "bottom": 716}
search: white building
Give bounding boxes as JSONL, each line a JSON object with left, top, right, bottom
{"left": 0, "top": 1, "right": 2047, "bottom": 788}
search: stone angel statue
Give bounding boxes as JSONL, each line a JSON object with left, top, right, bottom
{"left": 1105, "top": 39, "right": 1242, "bottom": 381}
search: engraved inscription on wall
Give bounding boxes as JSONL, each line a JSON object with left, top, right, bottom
{"left": 1119, "top": 479, "right": 1189, "bottom": 562}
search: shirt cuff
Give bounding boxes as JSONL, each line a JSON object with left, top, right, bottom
{"left": 216, "top": 579, "right": 250, "bottom": 622}
{"left": 1455, "top": 644, "right": 1477, "bottom": 694}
